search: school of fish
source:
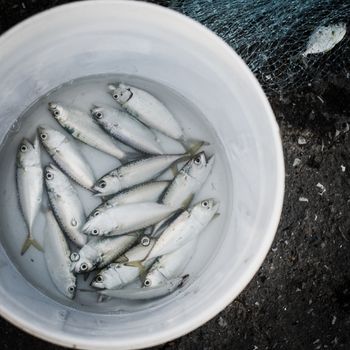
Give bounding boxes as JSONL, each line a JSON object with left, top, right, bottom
{"left": 16, "top": 82, "right": 219, "bottom": 301}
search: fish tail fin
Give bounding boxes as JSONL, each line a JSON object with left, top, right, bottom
{"left": 211, "top": 212, "right": 221, "bottom": 222}
{"left": 181, "top": 138, "right": 209, "bottom": 155}
{"left": 170, "top": 164, "right": 178, "bottom": 176}
{"left": 120, "top": 151, "right": 143, "bottom": 164}
{"left": 21, "top": 235, "right": 44, "bottom": 256}
{"left": 97, "top": 294, "right": 107, "bottom": 303}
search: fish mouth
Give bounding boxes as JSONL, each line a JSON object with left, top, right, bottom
{"left": 37, "top": 125, "right": 45, "bottom": 133}
{"left": 206, "top": 154, "right": 216, "bottom": 167}
{"left": 20, "top": 137, "right": 31, "bottom": 146}
{"left": 82, "top": 221, "right": 97, "bottom": 235}
{"left": 90, "top": 279, "right": 104, "bottom": 289}
{"left": 90, "top": 105, "right": 102, "bottom": 114}
{"left": 212, "top": 200, "right": 220, "bottom": 213}
{"left": 37, "top": 125, "right": 49, "bottom": 137}
{"left": 93, "top": 190, "right": 105, "bottom": 197}
{"left": 45, "top": 163, "right": 59, "bottom": 172}
{"left": 107, "top": 84, "right": 118, "bottom": 92}
{"left": 48, "top": 102, "right": 58, "bottom": 111}
{"left": 82, "top": 223, "right": 91, "bottom": 234}
{"left": 90, "top": 281, "right": 102, "bottom": 289}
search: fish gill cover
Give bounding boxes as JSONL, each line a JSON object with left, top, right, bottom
{"left": 165, "top": 0, "right": 350, "bottom": 96}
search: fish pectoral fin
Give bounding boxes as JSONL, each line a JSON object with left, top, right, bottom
{"left": 21, "top": 236, "right": 44, "bottom": 256}
{"left": 211, "top": 212, "right": 221, "bottom": 221}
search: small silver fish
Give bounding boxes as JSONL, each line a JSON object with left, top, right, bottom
{"left": 38, "top": 126, "right": 95, "bottom": 190}
{"left": 93, "top": 154, "right": 188, "bottom": 196}
{"left": 161, "top": 151, "right": 215, "bottom": 208}
{"left": 99, "top": 276, "right": 187, "bottom": 300}
{"left": 152, "top": 152, "right": 215, "bottom": 235}
{"left": 146, "top": 199, "right": 219, "bottom": 260}
{"left": 45, "top": 164, "right": 87, "bottom": 247}
{"left": 303, "top": 23, "right": 347, "bottom": 57}
{"left": 144, "top": 239, "right": 196, "bottom": 288}
{"left": 108, "top": 83, "right": 205, "bottom": 152}
{"left": 91, "top": 105, "right": 163, "bottom": 155}
{"left": 82, "top": 202, "right": 178, "bottom": 237}
{"left": 91, "top": 236, "right": 156, "bottom": 289}
{"left": 48, "top": 102, "right": 131, "bottom": 161}
{"left": 16, "top": 137, "right": 44, "bottom": 255}
{"left": 44, "top": 210, "right": 76, "bottom": 299}
{"left": 87, "top": 180, "right": 170, "bottom": 220}
{"left": 108, "top": 83, "right": 183, "bottom": 140}
{"left": 72, "top": 232, "right": 140, "bottom": 273}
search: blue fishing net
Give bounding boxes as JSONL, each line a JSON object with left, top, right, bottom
{"left": 155, "top": 0, "right": 350, "bottom": 95}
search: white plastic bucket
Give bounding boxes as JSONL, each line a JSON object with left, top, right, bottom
{"left": 0, "top": 1, "right": 284, "bottom": 349}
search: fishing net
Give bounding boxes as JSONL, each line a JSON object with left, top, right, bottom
{"left": 153, "top": 0, "right": 350, "bottom": 95}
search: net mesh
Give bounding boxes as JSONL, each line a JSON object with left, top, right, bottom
{"left": 157, "top": 0, "right": 350, "bottom": 95}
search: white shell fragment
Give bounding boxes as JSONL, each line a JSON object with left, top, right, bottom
{"left": 302, "top": 23, "right": 346, "bottom": 57}
{"left": 293, "top": 158, "right": 301, "bottom": 167}
{"left": 298, "top": 136, "right": 307, "bottom": 145}
{"left": 316, "top": 182, "right": 326, "bottom": 196}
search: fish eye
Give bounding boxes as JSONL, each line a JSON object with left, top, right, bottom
{"left": 99, "top": 180, "right": 106, "bottom": 189}
{"left": 80, "top": 263, "right": 88, "bottom": 271}
{"left": 54, "top": 110, "right": 60, "bottom": 116}
{"left": 201, "top": 200, "right": 209, "bottom": 208}
{"left": 141, "top": 236, "right": 150, "bottom": 246}
{"left": 113, "top": 93, "right": 118, "bottom": 100}
{"left": 93, "top": 210, "right": 100, "bottom": 217}
{"left": 40, "top": 133, "right": 47, "bottom": 140}
{"left": 20, "top": 144, "right": 27, "bottom": 152}
{"left": 70, "top": 252, "right": 80, "bottom": 262}
{"left": 95, "top": 275, "right": 104, "bottom": 283}
{"left": 194, "top": 156, "right": 202, "bottom": 165}
{"left": 92, "top": 228, "right": 99, "bottom": 236}
{"left": 95, "top": 111, "right": 103, "bottom": 119}
{"left": 144, "top": 279, "right": 152, "bottom": 287}
{"left": 68, "top": 285, "right": 75, "bottom": 294}
{"left": 45, "top": 172, "right": 54, "bottom": 180}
